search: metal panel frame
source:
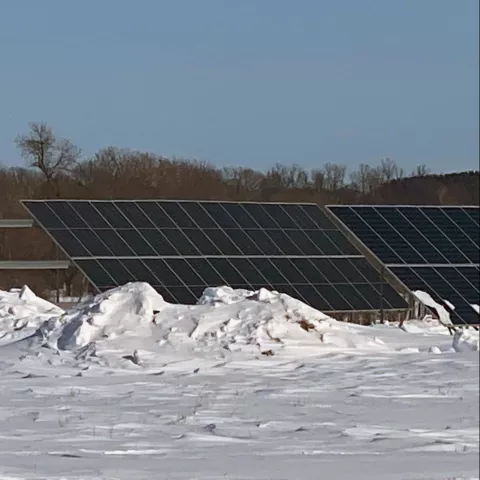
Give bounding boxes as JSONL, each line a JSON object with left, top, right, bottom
{"left": 0, "top": 260, "right": 70, "bottom": 270}
{"left": 0, "top": 219, "right": 35, "bottom": 228}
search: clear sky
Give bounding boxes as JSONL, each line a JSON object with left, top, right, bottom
{"left": 1, "top": 0, "right": 478, "bottom": 174}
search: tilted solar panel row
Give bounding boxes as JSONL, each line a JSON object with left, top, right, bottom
{"left": 22, "top": 200, "right": 408, "bottom": 313}
{"left": 327, "top": 205, "right": 480, "bottom": 325}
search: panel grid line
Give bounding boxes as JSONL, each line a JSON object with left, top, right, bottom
{"left": 421, "top": 208, "right": 479, "bottom": 256}
{"left": 366, "top": 207, "right": 430, "bottom": 264}
{"left": 398, "top": 207, "right": 472, "bottom": 263}
{"left": 387, "top": 208, "right": 454, "bottom": 264}
{"left": 77, "top": 202, "right": 162, "bottom": 285}
{"left": 442, "top": 208, "right": 480, "bottom": 249}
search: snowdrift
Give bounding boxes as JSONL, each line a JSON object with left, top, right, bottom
{"left": 37, "top": 283, "right": 390, "bottom": 357}
{"left": 41, "top": 282, "right": 166, "bottom": 351}
{"left": 452, "top": 329, "right": 480, "bottom": 352}
{"left": 0, "top": 286, "right": 64, "bottom": 345}
{"left": 0, "top": 283, "right": 476, "bottom": 369}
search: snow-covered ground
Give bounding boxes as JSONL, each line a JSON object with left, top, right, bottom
{"left": 0, "top": 284, "right": 478, "bottom": 480}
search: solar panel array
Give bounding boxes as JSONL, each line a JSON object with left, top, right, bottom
{"left": 327, "top": 205, "right": 480, "bottom": 325}
{"left": 22, "top": 200, "right": 408, "bottom": 312}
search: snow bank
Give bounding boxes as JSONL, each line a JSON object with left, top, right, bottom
{"left": 0, "top": 283, "right": 473, "bottom": 367}
{"left": 401, "top": 316, "right": 451, "bottom": 336}
{"left": 0, "top": 286, "right": 64, "bottom": 344}
{"left": 452, "top": 329, "right": 480, "bottom": 353}
{"left": 0, "top": 286, "right": 63, "bottom": 320}
{"left": 26, "top": 283, "right": 396, "bottom": 361}
{"left": 165, "top": 286, "right": 387, "bottom": 354}
{"left": 40, "top": 282, "right": 167, "bottom": 351}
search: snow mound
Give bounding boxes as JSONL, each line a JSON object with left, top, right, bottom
{"left": 198, "top": 285, "right": 256, "bottom": 305}
{"left": 0, "top": 286, "right": 64, "bottom": 344}
{"left": 156, "top": 286, "right": 386, "bottom": 355}
{"left": 0, "top": 285, "right": 63, "bottom": 319}
{"left": 0, "top": 283, "right": 473, "bottom": 369}
{"left": 31, "top": 283, "right": 393, "bottom": 361}
{"left": 452, "top": 329, "right": 479, "bottom": 353}
{"left": 40, "top": 282, "right": 167, "bottom": 351}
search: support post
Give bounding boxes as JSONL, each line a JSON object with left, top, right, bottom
{"left": 379, "top": 265, "right": 385, "bottom": 324}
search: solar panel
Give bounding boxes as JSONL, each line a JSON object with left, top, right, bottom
{"left": 327, "top": 205, "right": 480, "bottom": 324}
{"left": 22, "top": 200, "right": 408, "bottom": 313}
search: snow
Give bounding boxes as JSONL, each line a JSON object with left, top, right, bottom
{"left": 0, "top": 283, "right": 478, "bottom": 479}
{"left": 0, "top": 285, "right": 64, "bottom": 346}
{"left": 453, "top": 329, "right": 480, "bottom": 352}
{"left": 400, "top": 316, "right": 452, "bottom": 335}
{"left": 413, "top": 289, "right": 454, "bottom": 325}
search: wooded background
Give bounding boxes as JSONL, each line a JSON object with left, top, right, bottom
{"left": 1, "top": 122, "right": 479, "bottom": 296}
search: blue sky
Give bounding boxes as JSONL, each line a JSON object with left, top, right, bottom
{"left": 1, "top": 0, "right": 478, "bottom": 174}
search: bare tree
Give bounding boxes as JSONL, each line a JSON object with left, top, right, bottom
{"left": 350, "top": 164, "right": 372, "bottom": 193}
{"left": 15, "top": 122, "right": 81, "bottom": 196}
{"left": 312, "top": 164, "right": 340, "bottom": 191}
{"left": 379, "top": 157, "right": 403, "bottom": 182}
{"left": 350, "top": 163, "right": 386, "bottom": 194}
{"left": 222, "top": 167, "right": 264, "bottom": 194}
{"left": 264, "top": 163, "right": 309, "bottom": 189}
{"left": 311, "top": 169, "right": 325, "bottom": 191}
{"left": 412, "top": 164, "right": 430, "bottom": 177}
{"left": 321, "top": 162, "right": 347, "bottom": 191}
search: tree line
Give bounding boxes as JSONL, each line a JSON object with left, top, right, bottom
{"left": 1, "top": 122, "right": 479, "bottom": 297}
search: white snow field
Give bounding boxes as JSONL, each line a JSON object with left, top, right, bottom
{"left": 0, "top": 283, "right": 478, "bottom": 480}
